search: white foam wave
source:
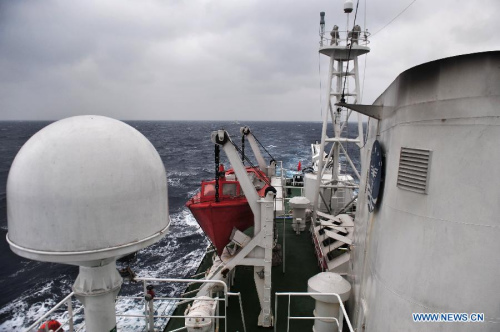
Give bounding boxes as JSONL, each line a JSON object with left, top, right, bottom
{"left": 171, "top": 208, "right": 201, "bottom": 228}
{"left": 167, "top": 170, "right": 197, "bottom": 177}
{"left": 0, "top": 209, "right": 208, "bottom": 331}
{"left": 167, "top": 177, "right": 181, "bottom": 187}
{"left": 185, "top": 188, "right": 200, "bottom": 199}
{"left": 0, "top": 279, "right": 72, "bottom": 331}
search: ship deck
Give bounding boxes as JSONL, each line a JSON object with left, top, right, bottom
{"left": 164, "top": 218, "right": 320, "bottom": 332}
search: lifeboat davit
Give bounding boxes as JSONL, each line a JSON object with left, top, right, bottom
{"left": 186, "top": 166, "right": 269, "bottom": 256}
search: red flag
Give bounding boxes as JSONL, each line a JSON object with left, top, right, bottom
{"left": 297, "top": 161, "right": 301, "bottom": 171}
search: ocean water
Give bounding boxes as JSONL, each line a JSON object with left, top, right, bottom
{"left": 0, "top": 120, "right": 360, "bottom": 330}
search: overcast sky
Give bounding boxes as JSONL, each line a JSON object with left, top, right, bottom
{"left": 0, "top": 0, "right": 499, "bottom": 121}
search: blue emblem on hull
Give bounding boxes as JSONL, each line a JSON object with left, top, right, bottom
{"left": 367, "top": 140, "right": 383, "bottom": 212}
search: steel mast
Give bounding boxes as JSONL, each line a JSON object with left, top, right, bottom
{"left": 312, "top": 0, "right": 370, "bottom": 219}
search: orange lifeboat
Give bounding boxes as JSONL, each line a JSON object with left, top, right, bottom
{"left": 186, "top": 166, "right": 269, "bottom": 256}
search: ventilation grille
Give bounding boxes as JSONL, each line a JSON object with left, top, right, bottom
{"left": 397, "top": 147, "right": 431, "bottom": 194}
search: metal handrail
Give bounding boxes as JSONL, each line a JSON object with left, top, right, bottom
{"left": 24, "top": 278, "right": 244, "bottom": 332}
{"left": 274, "top": 292, "right": 354, "bottom": 332}
{"left": 320, "top": 29, "right": 371, "bottom": 47}
{"left": 117, "top": 291, "right": 246, "bottom": 332}
{"left": 228, "top": 292, "right": 247, "bottom": 332}
{"left": 131, "top": 277, "right": 228, "bottom": 332}
{"left": 278, "top": 160, "right": 287, "bottom": 275}
{"left": 25, "top": 292, "right": 80, "bottom": 332}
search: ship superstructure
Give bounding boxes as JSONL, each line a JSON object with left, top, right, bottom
{"left": 346, "top": 51, "right": 500, "bottom": 331}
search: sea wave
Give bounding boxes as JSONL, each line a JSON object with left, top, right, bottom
{"left": 0, "top": 209, "right": 208, "bottom": 331}
{"left": 0, "top": 278, "right": 74, "bottom": 331}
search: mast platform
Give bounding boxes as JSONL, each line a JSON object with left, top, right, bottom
{"left": 319, "top": 44, "right": 370, "bottom": 60}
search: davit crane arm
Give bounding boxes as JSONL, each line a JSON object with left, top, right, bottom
{"left": 211, "top": 129, "right": 260, "bottom": 218}
{"left": 193, "top": 129, "right": 275, "bottom": 327}
{"left": 240, "top": 126, "right": 268, "bottom": 174}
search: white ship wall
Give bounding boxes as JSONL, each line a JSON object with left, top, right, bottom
{"left": 350, "top": 52, "right": 500, "bottom": 331}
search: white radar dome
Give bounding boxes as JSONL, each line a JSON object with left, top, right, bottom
{"left": 6, "top": 115, "right": 170, "bottom": 264}
{"left": 344, "top": 0, "right": 354, "bottom": 13}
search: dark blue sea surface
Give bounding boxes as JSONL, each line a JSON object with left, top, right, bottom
{"left": 0, "top": 120, "right": 360, "bottom": 330}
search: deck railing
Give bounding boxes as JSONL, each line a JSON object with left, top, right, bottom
{"left": 126, "top": 277, "right": 231, "bottom": 332}
{"left": 320, "top": 29, "right": 370, "bottom": 47}
{"left": 23, "top": 277, "right": 248, "bottom": 332}
{"left": 274, "top": 292, "right": 354, "bottom": 332}
{"left": 24, "top": 292, "right": 83, "bottom": 332}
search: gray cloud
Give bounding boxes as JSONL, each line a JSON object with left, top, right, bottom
{"left": 0, "top": 0, "right": 499, "bottom": 121}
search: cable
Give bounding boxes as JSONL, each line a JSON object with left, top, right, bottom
{"left": 252, "top": 133, "right": 276, "bottom": 162}
{"left": 371, "top": 0, "right": 417, "bottom": 37}
{"left": 341, "top": 0, "right": 361, "bottom": 102}
{"left": 230, "top": 140, "right": 271, "bottom": 186}
{"left": 318, "top": 52, "right": 323, "bottom": 118}
{"left": 360, "top": 53, "right": 368, "bottom": 102}
{"left": 235, "top": 131, "right": 275, "bottom": 163}
{"left": 364, "top": 0, "right": 367, "bottom": 35}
